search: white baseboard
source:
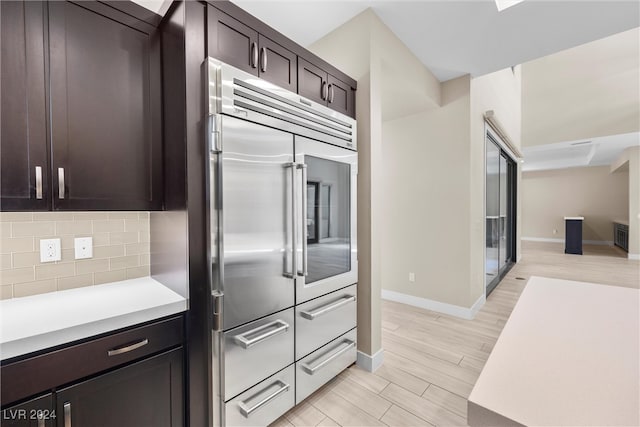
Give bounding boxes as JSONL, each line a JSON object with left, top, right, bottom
{"left": 629, "top": 253, "right": 640, "bottom": 261}
{"left": 522, "top": 237, "right": 613, "bottom": 246}
{"left": 356, "top": 348, "right": 384, "bottom": 373}
{"left": 381, "top": 289, "right": 485, "bottom": 320}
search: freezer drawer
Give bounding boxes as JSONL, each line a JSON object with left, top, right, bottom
{"left": 296, "top": 328, "right": 356, "bottom": 403}
{"left": 295, "top": 285, "right": 357, "bottom": 360}
{"left": 224, "top": 309, "right": 294, "bottom": 400}
{"left": 225, "top": 365, "right": 295, "bottom": 427}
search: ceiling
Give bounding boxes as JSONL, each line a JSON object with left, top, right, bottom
{"left": 521, "top": 132, "right": 640, "bottom": 172}
{"left": 230, "top": 0, "right": 639, "bottom": 82}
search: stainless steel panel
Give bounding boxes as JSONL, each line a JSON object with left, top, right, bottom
{"left": 222, "top": 116, "right": 295, "bottom": 329}
{"left": 226, "top": 365, "right": 295, "bottom": 427}
{"left": 295, "top": 285, "right": 357, "bottom": 360}
{"left": 295, "top": 136, "right": 358, "bottom": 304}
{"left": 296, "top": 329, "right": 356, "bottom": 403}
{"left": 224, "top": 309, "right": 294, "bottom": 400}
{"left": 208, "top": 58, "right": 357, "bottom": 151}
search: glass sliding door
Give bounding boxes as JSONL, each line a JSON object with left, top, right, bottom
{"left": 486, "top": 141, "right": 500, "bottom": 286}
{"left": 485, "top": 132, "right": 516, "bottom": 296}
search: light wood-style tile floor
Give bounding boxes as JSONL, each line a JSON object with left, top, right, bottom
{"left": 271, "top": 241, "right": 640, "bottom": 427}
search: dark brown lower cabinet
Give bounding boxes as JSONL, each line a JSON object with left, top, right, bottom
{"left": 1, "top": 394, "right": 54, "bottom": 427}
{"left": 55, "top": 348, "right": 183, "bottom": 427}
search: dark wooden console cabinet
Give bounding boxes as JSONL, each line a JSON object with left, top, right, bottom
{"left": 0, "top": 1, "right": 163, "bottom": 211}
{"left": 1, "top": 316, "right": 184, "bottom": 427}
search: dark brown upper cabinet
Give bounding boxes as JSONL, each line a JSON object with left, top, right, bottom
{"left": 0, "top": 1, "right": 49, "bottom": 211}
{"left": 298, "top": 58, "right": 355, "bottom": 118}
{"left": 207, "top": 5, "right": 297, "bottom": 93}
{"left": 48, "top": 1, "right": 162, "bottom": 211}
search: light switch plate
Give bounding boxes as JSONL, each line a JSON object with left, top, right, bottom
{"left": 74, "top": 237, "right": 93, "bottom": 260}
{"left": 40, "top": 238, "right": 61, "bottom": 263}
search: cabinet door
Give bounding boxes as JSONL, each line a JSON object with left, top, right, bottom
{"left": 327, "top": 74, "right": 355, "bottom": 118}
{"left": 208, "top": 5, "right": 258, "bottom": 75}
{"left": 48, "top": 1, "right": 162, "bottom": 211}
{"left": 258, "top": 35, "right": 297, "bottom": 92}
{"left": 2, "top": 394, "right": 55, "bottom": 427}
{"left": 0, "top": 1, "right": 49, "bottom": 211}
{"left": 56, "top": 348, "right": 184, "bottom": 427}
{"left": 297, "top": 58, "right": 328, "bottom": 106}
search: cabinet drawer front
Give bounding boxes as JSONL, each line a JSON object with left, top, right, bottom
{"left": 224, "top": 309, "right": 294, "bottom": 400}
{"left": 295, "top": 285, "right": 356, "bottom": 360}
{"left": 1, "top": 316, "right": 183, "bottom": 406}
{"left": 296, "top": 328, "right": 356, "bottom": 403}
{"left": 225, "top": 365, "right": 294, "bottom": 427}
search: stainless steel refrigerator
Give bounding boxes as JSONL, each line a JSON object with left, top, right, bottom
{"left": 206, "top": 58, "right": 358, "bottom": 426}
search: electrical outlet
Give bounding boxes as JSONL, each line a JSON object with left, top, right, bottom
{"left": 409, "top": 272, "right": 415, "bottom": 282}
{"left": 74, "top": 237, "right": 93, "bottom": 260}
{"left": 553, "top": 229, "right": 557, "bottom": 234}
{"left": 40, "top": 238, "right": 61, "bottom": 263}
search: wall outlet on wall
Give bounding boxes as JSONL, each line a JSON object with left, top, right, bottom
{"left": 74, "top": 237, "right": 93, "bottom": 260}
{"left": 409, "top": 272, "right": 415, "bottom": 282}
{"left": 553, "top": 229, "right": 557, "bottom": 234}
{"left": 40, "top": 238, "right": 61, "bottom": 263}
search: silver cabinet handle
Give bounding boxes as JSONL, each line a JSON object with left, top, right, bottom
{"left": 301, "top": 339, "right": 355, "bottom": 375}
{"left": 297, "top": 164, "right": 308, "bottom": 277}
{"left": 58, "top": 167, "right": 65, "bottom": 199}
{"left": 35, "top": 166, "right": 43, "bottom": 199}
{"left": 37, "top": 411, "right": 45, "bottom": 427}
{"left": 328, "top": 84, "right": 335, "bottom": 103}
{"left": 238, "top": 380, "right": 290, "bottom": 418}
{"left": 233, "top": 320, "right": 289, "bottom": 349}
{"left": 300, "top": 295, "right": 356, "bottom": 320}
{"left": 251, "top": 42, "right": 258, "bottom": 68}
{"left": 63, "top": 402, "right": 71, "bottom": 427}
{"left": 321, "top": 81, "right": 327, "bottom": 101}
{"left": 107, "top": 338, "right": 149, "bottom": 356}
{"left": 260, "top": 47, "right": 267, "bottom": 72}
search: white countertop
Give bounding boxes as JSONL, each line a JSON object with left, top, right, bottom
{"left": 0, "top": 277, "right": 187, "bottom": 361}
{"left": 613, "top": 219, "right": 629, "bottom": 226}
{"left": 563, "top": 216, "right": 584, "bottom": 220}
{"left": 468, "top": 276, "right": 639, "bottom": 426}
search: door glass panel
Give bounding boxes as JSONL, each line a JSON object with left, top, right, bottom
{"left": 305, "top": 156, "right": 350, "bottom": 284}
{"left": 499, "top": 154, "right": 508, "bottom": 272}
{"left": 485, "top": 141, "right": 500, "bottom": 286}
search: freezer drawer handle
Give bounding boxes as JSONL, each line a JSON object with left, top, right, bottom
{"left": 233, "top": 320, "right": 290, "bottom": 349}
{"left": 107, "top": 338, "right": 149, "bottom": 356}
{"left": 237, "top": 380, "right": 290, "bottom": 418}
{"left": 300, "top": 295, "right": 356, "bottom": 320}
{"left": 301, "top": 339, "right": 355, "bottom": 375}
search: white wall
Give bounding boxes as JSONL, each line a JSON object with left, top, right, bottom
{"left": 381, "top": 76, "right": 471, "bottom": 307}
{"left": 522, "top": 166, "right": 629, "bottom": 243}
{"left": 522, "top": 27, "right": 640, "bottom": 147}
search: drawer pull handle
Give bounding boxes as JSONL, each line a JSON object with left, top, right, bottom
{"left": 301, "top": 339, "right": 355, "bottom": 375}
{"left": 300, "top": 295, "right": 356, "bottom": 320}
{"left": 37, "top": 411, "right": 45, "bottom": 427}
{"left": 63, "top": 402, "right": 71, "bottom": 427}
{"left": 238, "top": 380, "right": 290, "bottom": 418}
{"left": 234, "top": 320, "right": 289, "bottom": 349}
{"left": 107, "top": 338, "right": 149, "bottom": 356}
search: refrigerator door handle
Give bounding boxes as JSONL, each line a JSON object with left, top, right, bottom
{"left": 297, "top": 163, "right": 308, "bottom": 277}
{"left": 233, "top": 320, "right": 290, "bottom": 349}
{"left": 284, "top": 162, "right": 297, "bottom": 278}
